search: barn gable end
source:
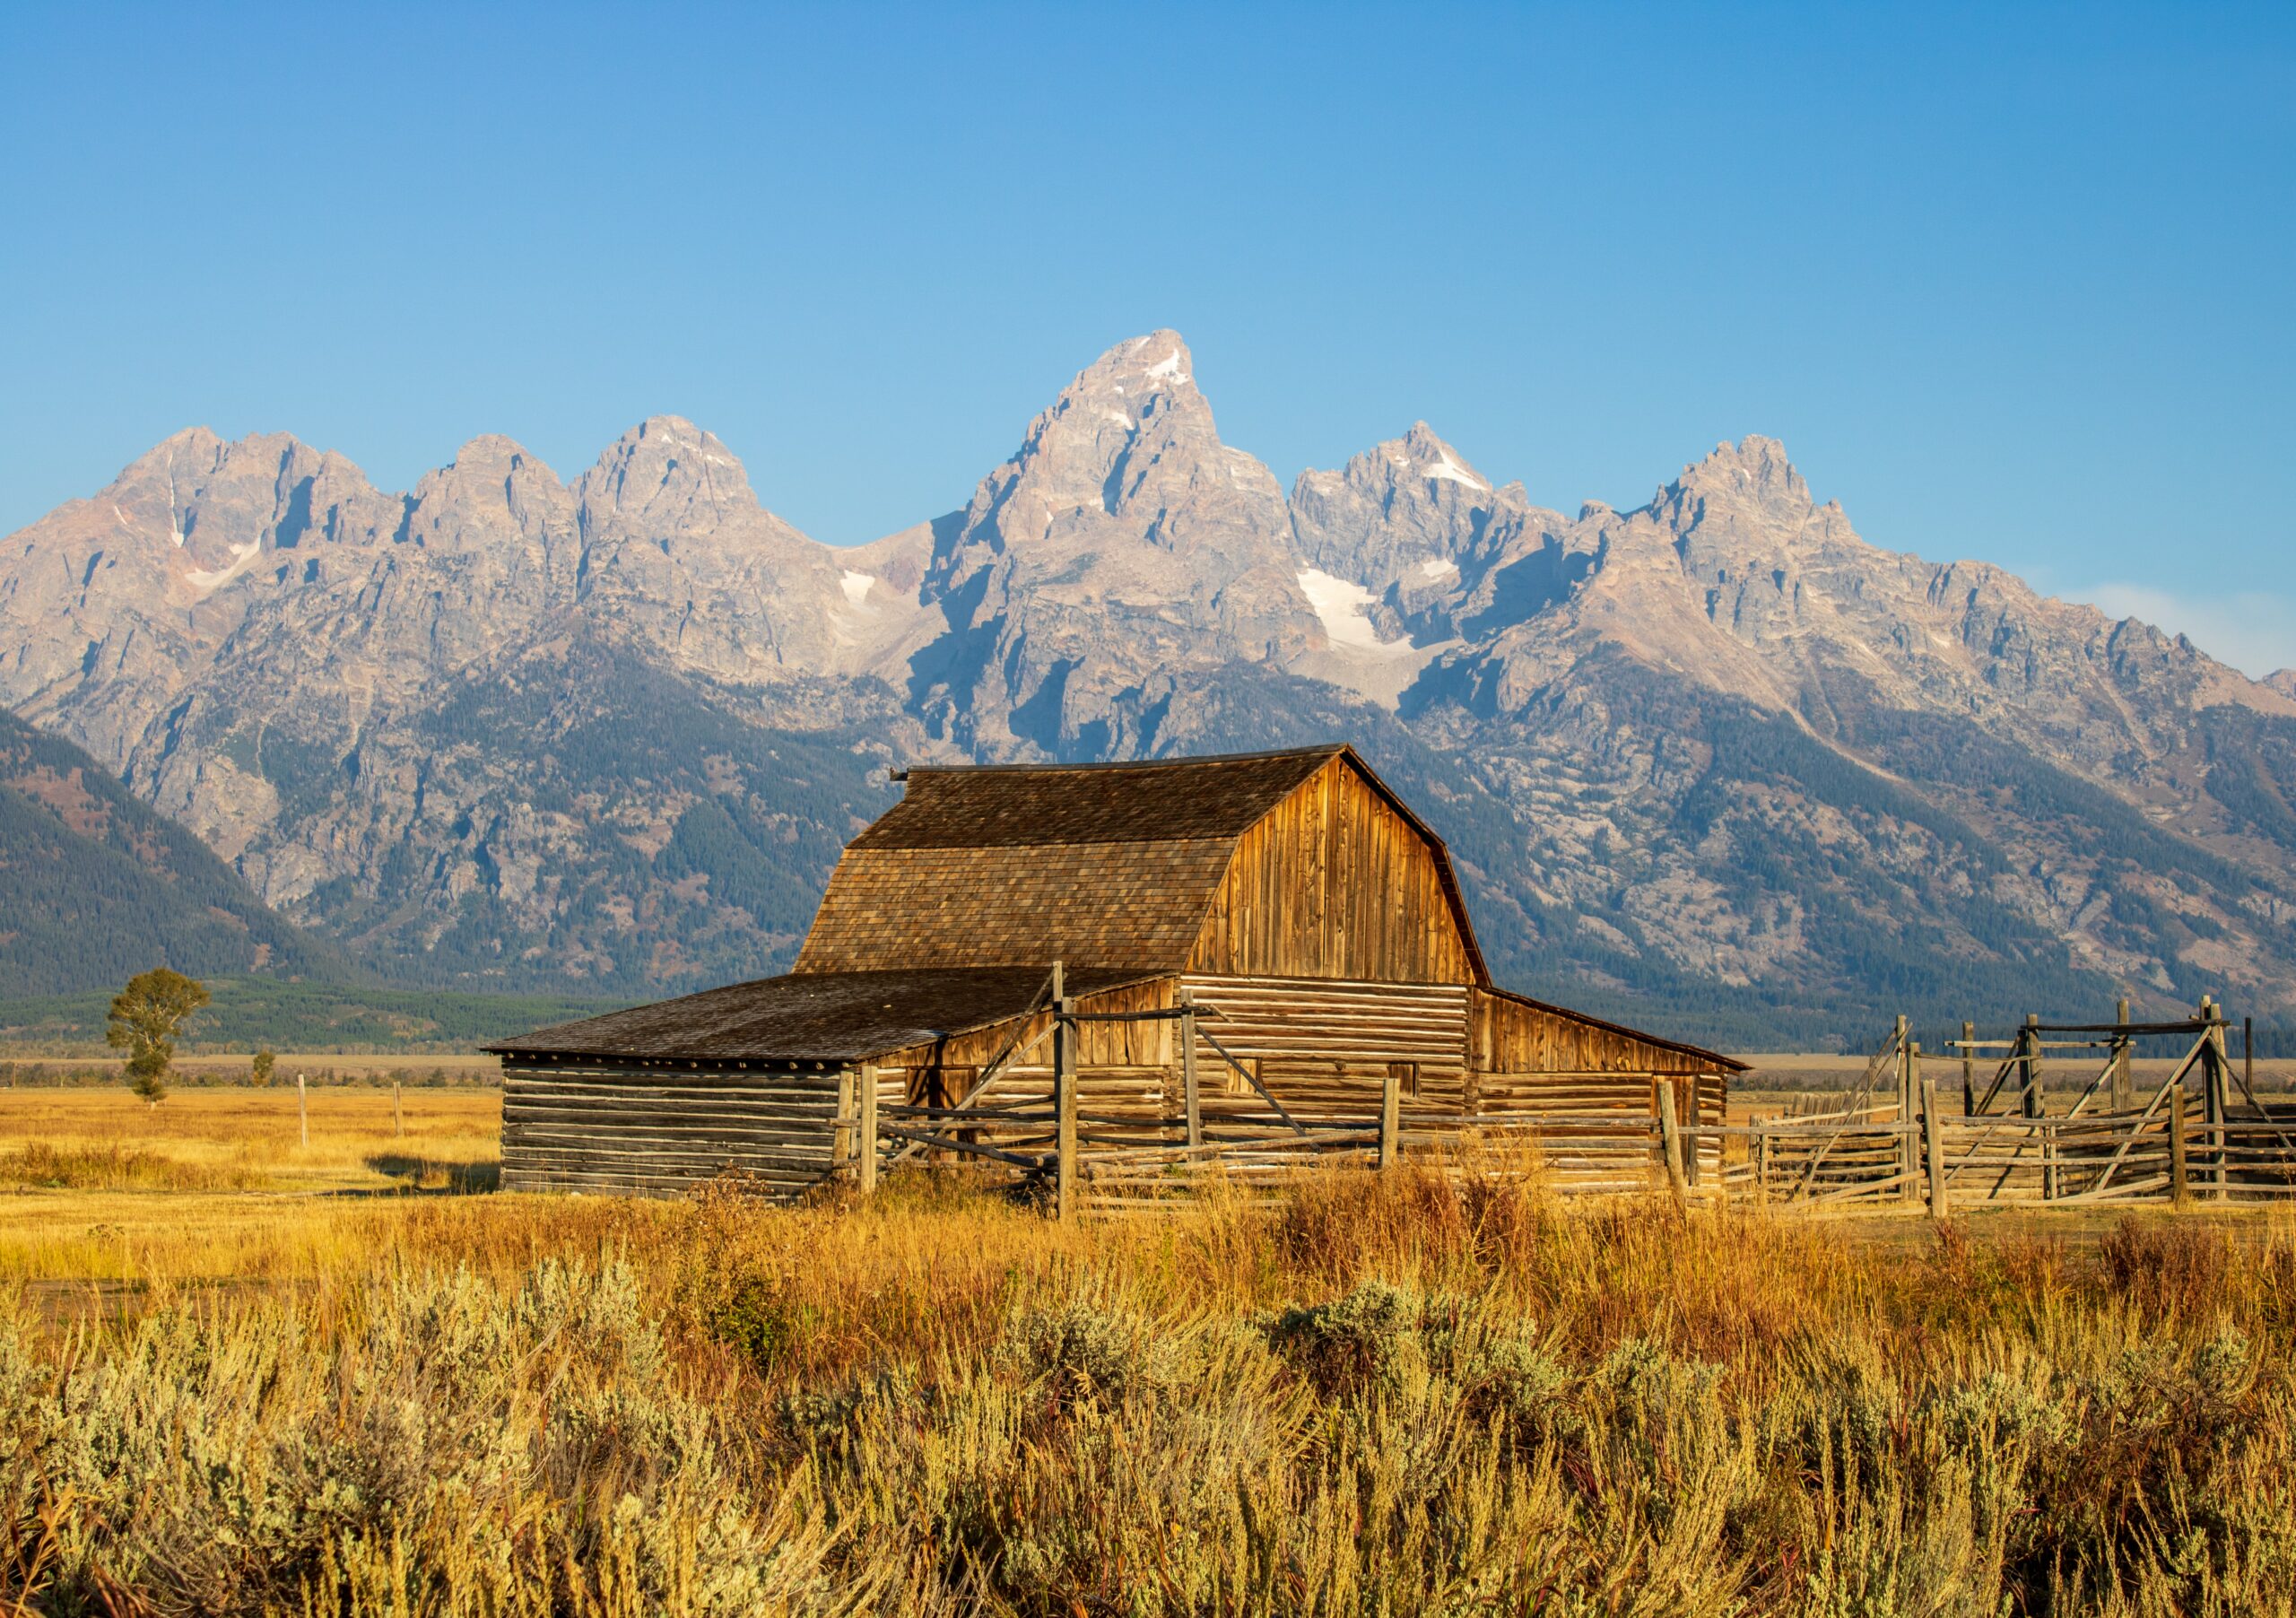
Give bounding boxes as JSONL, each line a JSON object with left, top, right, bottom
{"left": 796, "top": 746, "right": 1487, "bottom": 986}
{"left": 1187, "top": 753, "right": 1482, "bottom": 984}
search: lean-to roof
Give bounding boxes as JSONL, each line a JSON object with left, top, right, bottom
{"left": 488, "top": 966, "right": 1157, "bottom": 1064}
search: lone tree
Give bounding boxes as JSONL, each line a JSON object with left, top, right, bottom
{"left": 107, "top": 969, "right": 209, "bottom": 1106}
{"left": 251, "top": 1048, "right": 276, "bottom": 1087}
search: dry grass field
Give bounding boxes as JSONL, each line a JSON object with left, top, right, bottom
{"left": 0, "top": 1086, "right": 501, "bottom": 1285}
{"left": 6, "top": 1083, "right": 2296, "bottom": 1614}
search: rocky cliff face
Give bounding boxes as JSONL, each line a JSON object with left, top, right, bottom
{"left": 5, "top": 333, "right": 2294, "bottom": 1037}
{"left": 900, "top": 331, "right": 1316, "bottom": 754}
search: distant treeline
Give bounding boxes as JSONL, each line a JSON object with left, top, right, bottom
{"left": 0, "top": 977, "right": 623, "bottom": 1057}
{"left": 0, "top": 1060, "right": 499, "bottom": 1089}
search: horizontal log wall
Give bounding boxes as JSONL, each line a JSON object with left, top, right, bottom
{"left": 502, "top": 975, "right": 1740, "bottom": 1205}
{"left": 1181, "top": 974, "right": 1471, "bottom": 1120}
{"left": 500, "top": 1059, "right": 849, "bottom": 1197}
{"left": 876, "top": 976, "right": 1731, "bottom": 1195}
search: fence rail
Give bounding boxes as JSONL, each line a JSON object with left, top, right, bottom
{"left": 802, "top": 991, "right": 2296, "bottom": 1218}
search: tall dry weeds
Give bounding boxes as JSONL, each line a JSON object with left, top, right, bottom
{"left": 4, "top": 1164, "right": 2295, "bottom": 1614}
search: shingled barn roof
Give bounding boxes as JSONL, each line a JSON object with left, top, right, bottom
{"left": 852, "top": 748, "right": 1339, "bottom": 848}
{"left": 791, "top": 744, "right": 1486, "bottom": 978}
{"left": 488, "top": 965, "right": 1156, "bottom": 1064}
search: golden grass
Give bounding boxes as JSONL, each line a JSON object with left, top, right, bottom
{"left": 8, "top": 1097, "right": 2296, "bottom": 1614}
{"left": 0, "top": 1087, "right": 501, "bottom": 1283}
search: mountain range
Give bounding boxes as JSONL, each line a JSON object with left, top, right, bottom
{"left": 6, "top": 330, "right": 2294, "bottom": 1047}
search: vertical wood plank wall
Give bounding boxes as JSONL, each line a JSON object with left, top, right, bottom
{"left": 1187, "top": 759, "right": 1475, "bottom": 984}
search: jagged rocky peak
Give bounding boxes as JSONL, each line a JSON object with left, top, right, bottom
{"left": 1384, "top": 421, "right": 1497, "bottom": 493}
{"left": 1066, "top": 327, "right": 1201, "bottom": 408}
{"left": 944, "top": 328, "right": 1283, "bottom": 561}
{"left": 1294, "top": 421, "right": 1498, "bottom": 511}
{"left": 401, "top": 435, "right": 572, "bottom": 552}
{"left": 1673, "top": 434, "right": 1811, "bottom": 509}
{"left": 1642, "top": 433, "right": 1866, "bottom": 578}
{"left": 1291, "top": 421, "right": 1549, "bottom": 597}
{"left": 109, "top": 427, "right": 372, "bottom": 552}
{"left": 1025, "top": 328, "right": 1210, "bottom": 463}
{"left": 908, "top": 329, "right": 1311, "bottom": 753}
{"left": 48, "top": 426, "right": 398, "bottom": 600}
{"left": 2269, "top": 670, "right": 2296, "bottom": 700}
{"left": 578, "top": 414, "right": 761, "bottom": 535}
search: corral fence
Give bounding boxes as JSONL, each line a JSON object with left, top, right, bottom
{"left": 802, "top": 985, "right": 2296, "bottom": 1217}
{"left": 1726, "top": 996, "right": 2296, "bottom": 1213}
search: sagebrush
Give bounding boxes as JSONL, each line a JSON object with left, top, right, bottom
{"left": 6, "top": 1168, "right": 2296, "bottom": 1614}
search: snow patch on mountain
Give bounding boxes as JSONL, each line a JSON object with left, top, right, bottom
{"left": 1298, "top": 567, "right": 1415, "bottom": 656}
{"left": 1425, "top": 450, "right": 1485, "bottom": 489}
{"left": 187, "top": 539, "right": 262, "bottom": 595}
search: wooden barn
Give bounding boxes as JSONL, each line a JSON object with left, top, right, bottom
{"left": 489, "top": 745, "right": 1744, "bottom": 1203}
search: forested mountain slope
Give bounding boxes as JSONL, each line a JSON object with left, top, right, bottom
{"left": 0, "top": 709, "right": 342, "bottom": 993}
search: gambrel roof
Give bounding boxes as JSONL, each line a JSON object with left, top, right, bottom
{"left": 791, "top": 744, "right": 1486, "bottom": 981}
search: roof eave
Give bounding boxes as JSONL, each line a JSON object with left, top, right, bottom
{"left": 486, "top": 968, "right": 1176, "bottom": 1067}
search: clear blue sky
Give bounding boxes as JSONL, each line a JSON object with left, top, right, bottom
{"left": 4, "top": 2, "right": 2291, "bottom": 671}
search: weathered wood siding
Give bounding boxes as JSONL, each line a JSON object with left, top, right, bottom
{"left": 879, "top": 978, "right": 1179, "bottom": 1110}
{"left": 1472, "top": 990, "right": 1717, "bottom": 1077}
{"left": 1181, "top": 974, "right": 1473, "bottom": 1120}
{"left": 1465, "top": 987, "right": 1728, "bottom": 1184}
{"left": 1188, "top": 758, "right": 1477, "bottom": 983}
{"left": 500, "top": 1060, "right": 848, "bottom": 1196}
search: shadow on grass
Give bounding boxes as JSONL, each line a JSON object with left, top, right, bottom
{"left": 362, "top": 1153, "right": 501, "bottom": 1194}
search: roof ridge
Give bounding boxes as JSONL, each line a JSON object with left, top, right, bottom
{"left": 899, "top": 743, "right": 1348, "bottom": 777}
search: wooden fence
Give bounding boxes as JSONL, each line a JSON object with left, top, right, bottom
{"left": 787, "top": 993, "right": 2296, "bottom": 1219}
{"left": 1713, "top": 997, "right": 2296, "bottom": 1213}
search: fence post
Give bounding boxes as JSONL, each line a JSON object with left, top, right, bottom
{"left": 2204, "top": 998, "right": 2229, "bottom": 1202}
{"left": 1378, "top": 1063, "right": 1402, "bottom": 1170}
{"left": 857, "top": 1063, "right": 880, "bottom": 1195}
{"left": 393, "top": 1079, "right": 404, "bottom": 1138}
{"left": 1923, "top": 1077, "right": 1949, "bottom": 1218}
{"left": 2112, "top": 997, "right": 2134, "bottom": 1112}
{"left": 1054, "top": 996, "right": 1076, "bottom": 1222}
{"left": 834, "top": 1069, "right": 855, "bottom": 1170}
{"left": 2169, "top": 1089, "right": 2189, "bottom": 1211}
{"left": 1961, "top": 1021, "right": 1976, "bottom": 1116}
{"left": 1179, "top": 990, "right": 1202, "bottom": 1150}
{"left": 1656, "top": 1081, "right": 1686, "bottom": 1205}
{"left": 1901, "top": 1040, "right": 1922, "bottom": 1199}
{"left": 1683, "top": 1076, "right": 1701, "bottom": 1189}
{"left": 297, "top": 1071, "right": 309, "bottom": 1150}
{"left": 1752, "top": 1117, "right": 1770, "bottom": 1205}
{"left": 2022, "top": 1013, "right": 2044, "bottom": 1118}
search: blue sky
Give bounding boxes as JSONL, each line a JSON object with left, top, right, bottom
{"left": 4, "top": 2, "right": 2292, "bottom": 671}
